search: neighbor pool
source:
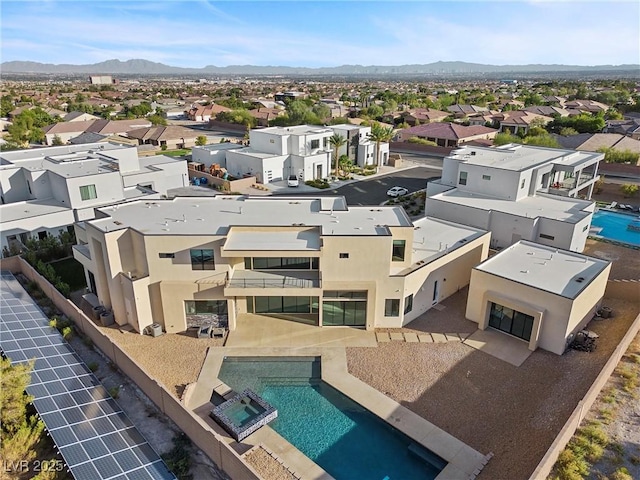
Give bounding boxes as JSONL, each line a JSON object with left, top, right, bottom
{"left": 591, "top": 210, "right": 640, "bottom": 247}
{"left": 218, "top": 356, "right": 445, "bottom": 480}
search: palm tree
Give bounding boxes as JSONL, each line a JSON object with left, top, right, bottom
{"left": 367, "top": 122, "right": 394, "bottom": 168}
{"left": 329, "top": 133, "right": 347, "bottom": 175}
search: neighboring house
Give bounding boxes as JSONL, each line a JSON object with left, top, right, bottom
{"left": 524, "top": 106, "right": 570, "bottom": 117}
{"left": 466, "top": 240, "right": 610, "bottom": 355}
{"left": 191, "top": 143, "right": 245, "bottom": 169}
{"left": 553, "top": 133, "right": 640, "bottom": 157}
{"left": 73, "top": 195, "right": 490, "bottom": 334}
{"left": 89, "top": 75, "right": 115, "bottom": 85}
{"left": 604, "top": 118, "right": 640, "bottom": 140}
{"left": 248, "top": 108, "right": 285, "bottom": 127}
{"left": 68, "top": 132, "right": 139, "bottom": 147}
{"left": 329, "top": 124, "right": 389, "bottom": 167}
{"left": 447, "top": 104, "right": 490, "bottom": 118}
{"left": 0, "top": 143, "right": 188, "bottom": 251}
{"left": 64, "top": 111, "right": 101, "bottom": 123}
{"left": 396, "top": 123, "right": 497, "bottom": 147}
{"left": 274, "top": 91, "right": 307, "bottom": 102}
{"left": 185, "top": 104, "right": 231, "bottom": 122}
{"left": 400, "top": 108, "right": 450, "bottom": 126}
{"left": 126, "top": 125, "right": 199, "bottom": 149}
{"left": 42, "top": 119, "right": 152, "bottom": 145}
{"left": 426, "top": 144, "right": 604, "bottom": 252}
{"left": 495, "top": 111, "right": 553, "bottom": 136}
{"left": 563, "top": 99, "right": 610, "bottom": 114}
{"left": 225, "top": 125, "right": 334, "bottom": 183}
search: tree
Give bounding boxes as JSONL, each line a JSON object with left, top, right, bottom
{"left": 597, "top": 147, "right": 639, "bottom": 164}
{"left": 559, "top": 127, "right": 579, "bottom": 136}
{"left": 195, "top": 135, "right": 208, "bottom": 146}
{"left": 329, "top": 133, "right": 347, "bottom": 174}
{"left": 51, "top": 134, "right": 64, "bottom": 146}
{"left": 148, "top": 114, "right": 167, "bottom": 126}
{"left": 368, "top": 122, "right": 394, "bottom": 167}
{"left": 312, "top": 103, "right": 331, "bottom": 122}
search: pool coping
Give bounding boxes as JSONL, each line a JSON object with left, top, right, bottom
{"left": 189, "top": 346, "right": 490, "bottom": 480}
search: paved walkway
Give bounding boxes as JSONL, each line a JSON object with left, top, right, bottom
{"left": 375, "top": 330, "right": 469, "bottom": 343}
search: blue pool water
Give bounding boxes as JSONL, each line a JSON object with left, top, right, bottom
{"left": 591, "top": 210, "right": 640, "bottom": 247}
{"left": 218, "top": 357, "right": 444, "bottom": 480}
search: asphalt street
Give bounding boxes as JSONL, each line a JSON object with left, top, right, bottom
{"left": 277, "top": 166, "right": 443, "bottom": 205}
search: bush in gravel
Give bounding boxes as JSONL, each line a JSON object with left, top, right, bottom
{"left": 553, "top": 448, "right": 589, "bottom": 480}
{"left": 88, "top": 362, "right": 99, "bottom": 373}
{"left": 611, "top": 467, "right": 633, "bottom": 480}
{"left": 109, "top": 386, "right": 120, "bottom": 399}
{"left": 618, "top": 366, "right": 638, "bottom": 393}
{"left": 162, "top": 434, "right": 193, "bottom": 480}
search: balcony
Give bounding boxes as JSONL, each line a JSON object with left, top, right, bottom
{"left": 225, "top": 270, "right": 320, "bottom": 294}
{"left": 72, "top": 243, "right": 91, "bottom": 261}
{"left": 543, "top": 174, "right": 600, "bottom": 198}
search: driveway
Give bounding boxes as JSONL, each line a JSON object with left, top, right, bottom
{"left": 274, "top": 166, "right": 442, "bottom": 205}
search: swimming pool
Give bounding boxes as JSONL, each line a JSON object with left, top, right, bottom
{"left": 591, "top": 210, "right": 640, "bottom": 247}
{"left": 218, "top": 356, "right": 445, "bottom": 480}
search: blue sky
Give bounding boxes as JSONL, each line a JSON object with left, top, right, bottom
{"left": 1, "top": 1, "right": 638, "bottom": 67}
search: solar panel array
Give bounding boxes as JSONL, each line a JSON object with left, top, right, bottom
{"left": 0, "top": 271, "right": 176, "bottom": 480}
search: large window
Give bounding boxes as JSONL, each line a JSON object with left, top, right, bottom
{"left": 458, "top": 171, "right": 468, "bottom": 186}
{"left": 322, "top": 291, "right": 367, "bottom": 326}
{"left": 246, "top": 257, "right": 319, "bottom": 270}
{"left": 310, "top": 139, "right": 320, "bottom": 149}
{"left": 392, "top": 240, "right": 406, "bottom": 262}
{"left": 185, "top": 300, "right": 228, "bottom": 316}
{"left": 385, "top": 299, "right": 400, "bottom": 317}
{"left": 488, "top": 302, "right": 534, "bottom": 341}
{"left": 79, "top": 184, "right": 97, "bottom": 201}
{"left": 190, "top": 249, "right": 215, "bottom": 270}
{"left": 253, "top": 296, "right": 318, "bottom": 314}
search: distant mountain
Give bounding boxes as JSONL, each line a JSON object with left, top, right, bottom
{"left": 2, "top": 59, "right": 639, "bottom": 75}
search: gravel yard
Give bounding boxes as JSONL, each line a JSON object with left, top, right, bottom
{"left": 244, "top": 447, "right": 297, "bottom": 480}
{"left": 347, "top": 295, "right": 639, "bottom": 480}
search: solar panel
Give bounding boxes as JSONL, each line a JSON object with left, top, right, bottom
{"left": 0, "top": 271, "right": 177, "bottom": 480}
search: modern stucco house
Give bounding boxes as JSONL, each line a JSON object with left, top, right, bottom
{"left": 329, "top": 124, "right": 389, "bottom": 167}
{"left": 0, "top": 143, "right": 188, "bottom": 252}
{"left": 73, "top": 195, "right": 490, "bottom": 334}
{"left": 426, "top": 144, "right": 604, "bottom": 252}
{"left": 466, "top": 241, "right": 611, "bottom": 355}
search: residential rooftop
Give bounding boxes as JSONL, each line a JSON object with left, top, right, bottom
{"left": 475, "top": 240, "right": 610, "bottom": 299}
{"left": 0, "top": 143, "right": 123, "bottom": 166}
{"left": 89, "top": 196, "right": 413, "bottom": 236}
{"left": 431, "top": 189, "right": 593, "bottom": 223}
{"left": 258, "top": 125, "right": 334, "bottom": 136}
{"left": 449, "top": 144, "right": 603, "bottom": 172}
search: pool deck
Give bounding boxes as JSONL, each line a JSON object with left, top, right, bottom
{"left": 186, "top": 315, "right": 490, "bottom": 480}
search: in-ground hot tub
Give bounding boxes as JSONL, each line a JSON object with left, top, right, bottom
{"left": 210, "top": 389, "right": 277, "bottom": 441}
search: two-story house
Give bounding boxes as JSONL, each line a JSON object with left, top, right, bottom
{"left": 73, "top": 195, "right": 490, "bottom": 334}
{"left": 329, "top": 124, "right": 388, "bottom": 167}
{"left": 224, "top": 125, "right": 334, "bottom": 183}
{"left": 0, "top": 143, "right": 188, "bottom": 251}
{"left": 426, "top": 144, "right": 604, "bottom": 252}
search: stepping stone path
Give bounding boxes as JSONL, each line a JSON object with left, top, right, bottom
{"left": 376, "top": 331, "right": 470, "bottom": 344}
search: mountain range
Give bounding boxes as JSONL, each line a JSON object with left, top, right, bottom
{"left": 2, "top": 59, "right": 638, "bottom": 75}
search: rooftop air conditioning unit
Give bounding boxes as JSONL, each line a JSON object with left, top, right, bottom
{"left": 144, "top": 323, "right": 164, "bottom": 337}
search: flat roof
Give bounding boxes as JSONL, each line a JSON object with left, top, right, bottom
{"left": 0, "top": 143, "right": 125, "bottom": 165}
{"left": 449, "top": 144, "right": 603, "bottom": 172}
{"left": 89, "top": 196, "right": 412, "bottom": 236}
{"left": 0, "top": 198, "right": 71, "bottom": 223}
{"left": 475, "top": 240, "right": 610, "bottom": 299}
{"left": 395, "top": 217, "right": 488, "bottom": 275}
{"left": 432, "top": 189, "right": 592, "bottom": 223}
{"left": 224, "top": 228, "right": 321, "bottom": 251}
{"left": 257, "top": 125, "right": 333, "bottom": 136}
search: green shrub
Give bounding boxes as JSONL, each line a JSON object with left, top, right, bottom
{"left": 88, "top": 362, "right": 99, "bottom": 372}
{"left": 611, "top": 467, "right": 633, "bottom": 480}
{"left": 109, "top": 386, "right": 120, "bottom": 399}
{"left": 61, "top": 326, "right": 73, "bottom": 339}
{"left": 162, "top": 434, "right": 193, "bottom": 480}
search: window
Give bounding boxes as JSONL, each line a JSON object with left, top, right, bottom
{"left": 482, "top": 175, "right": 491, "bottom": 181}
{"left": 247, "top": 257, "right": 319, "bottom": 270}
{"left": 521, "top": 179, "right": 526, "bottom": 189}
{"left": 488, "top": 302, "right": 534, "bottom": 341}
{"left": 79, "top": 184, "right": 97, "bottom": 201}
{"left": 539, "top": 233, "right": 555, "bottom": 240}
{"left": 582, "top": 225, "right": 588, "bottom": 232}
{"left": 159, "top": 253, "right": 175, "bottom": 259}
{"left": 385, "top": 299, "right": 400, "bottom": 317}
{"left": 38, "top": 231, "right": 47, "bottom": 240}
{"left": 404, "top": 294, "right": 413, "bottom": 314}
{"left": 339, "top": 253, "right": 349, "bottom": 259}
{"left": 27, "top": 182, "right": 32, "bottom": 194}
{"left": 185, "top": 300, "right": 227, "bottom": 315}
{"left": 458, "top": 171, "right": 468, "bottom": 185}
{"left": 190, "top": 249, "right": 214, "bottom": 270}
{"left": 323, "top": 291, "right": 367, "bottom": 299}
{"left": 310, "top": 139, "right": 320, "bottom": 149}
{"left": 253, "top": 296, "right": 318, "bottom": 314}
{"left": 392, "top": 240, "right": 406, "bottom": 262}
{"left": 270, "top": 139, "right": 275, "bottom": 143}
{"left": 323, "top": 137, "right": 328, "bottom": 148}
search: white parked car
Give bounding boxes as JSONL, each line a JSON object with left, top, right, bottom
{"left": 387, "top": 186, "right": 409, "bottom": 197}
{"left": 287, "top": 175, "right": 300, "bottom": 187}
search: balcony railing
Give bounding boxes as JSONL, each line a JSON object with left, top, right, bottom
{"left": 227, "top": 270, "right": 320, "bottom": 289}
